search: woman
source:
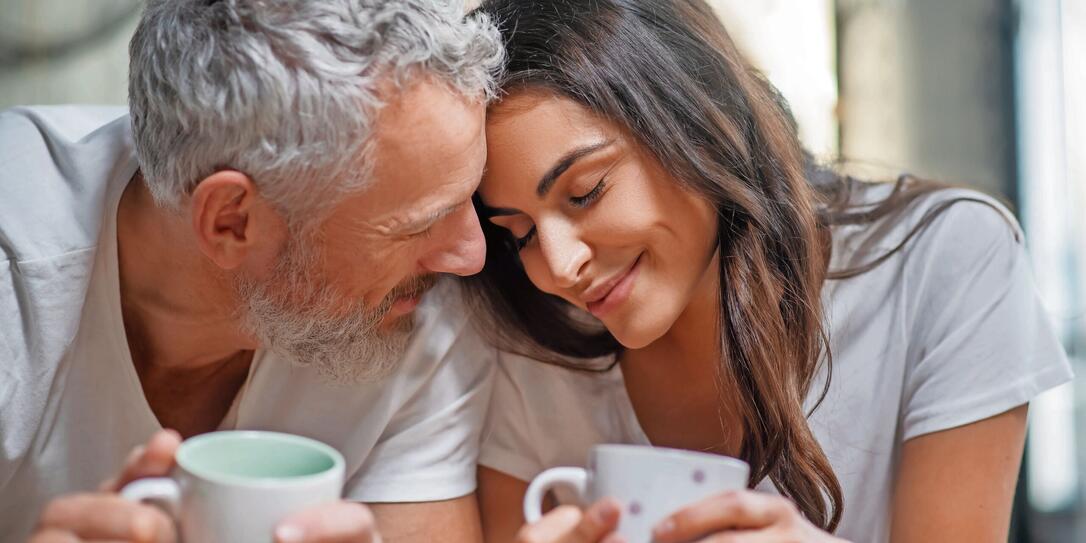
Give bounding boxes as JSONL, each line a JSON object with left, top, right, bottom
{"left": 466, "top": 1, "right": 1073, "bottom": 541}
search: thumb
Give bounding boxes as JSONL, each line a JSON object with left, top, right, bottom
{"left": 101, "top": 429, "right": 182, "bottom": 492}
{"left": 566, "top": 499, "right": 622, "bottom": 543}
{"left": 516, "top": 499, "right": 621, "bottom": 543}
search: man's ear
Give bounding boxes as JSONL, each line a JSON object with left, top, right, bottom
{"left": 189, "top": 170, "right": 287, "bottom": 270}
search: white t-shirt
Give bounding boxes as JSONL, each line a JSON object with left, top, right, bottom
{"left": 0, "top": 106, "right": 496, "bottom": 540}
{"left": 479, "top": 183, "right": 1074, "bottom": 542}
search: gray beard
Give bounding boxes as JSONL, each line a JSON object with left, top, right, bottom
{"left": 235, "top": 241, "right": 416, "bottom": 384}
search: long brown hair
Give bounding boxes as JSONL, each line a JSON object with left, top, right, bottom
{"left": 466, "top": 0, "right": 976, "bottom": 531}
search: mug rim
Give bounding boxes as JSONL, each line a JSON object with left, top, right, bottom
{"left": 176, "top": 430, "right": 345, "bottom": 489}
{"left": 592, "top": 444, "right": 750, "bottom": 473}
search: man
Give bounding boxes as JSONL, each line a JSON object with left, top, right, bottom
{"left": 0, "top": 0, "right": 504, "bottom": 541}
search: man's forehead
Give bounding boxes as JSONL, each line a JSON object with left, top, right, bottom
{"left": 372, "top": 77, "right": 486, "bottom": 153}
{"left": 341, "top": 77, "right": 486, "bottom": 232}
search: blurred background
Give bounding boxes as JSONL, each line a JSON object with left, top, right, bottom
{"left": 0, "top": 0, "right": 1081, "bottom": 540}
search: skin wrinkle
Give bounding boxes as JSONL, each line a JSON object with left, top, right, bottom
{"left": 117, "top": 76, "right": 488, "bottom": 393}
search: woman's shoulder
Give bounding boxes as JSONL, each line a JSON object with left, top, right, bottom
{"left": 830, "top": 183, "right": 1023, "bottom": 271}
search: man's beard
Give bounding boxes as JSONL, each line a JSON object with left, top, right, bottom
{"left": 235, "top": 239, "right": 436, "bottom": 383}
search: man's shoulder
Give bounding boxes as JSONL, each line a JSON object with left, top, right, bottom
{"left": 0, "top": 106, "right": 134, "bottom": 474}
{"left": 0, "top": 105, "right": 129, "bottom": 144}
{"left": 0, "top": 105, "right": 134, "bottom": 263}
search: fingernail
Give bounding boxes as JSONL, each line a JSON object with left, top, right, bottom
{"left": 276, "top": 524, "right": 305, "bottom": 543}
{"left": 653, "top": 518, "right": 675, "bottom": 539}
{"left": 595, "top": 503, "right": 620, "bottom": 525}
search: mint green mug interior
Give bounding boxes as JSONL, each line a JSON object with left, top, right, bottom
{"left": 178, "top": 431, "right": 341, "bottom": 483}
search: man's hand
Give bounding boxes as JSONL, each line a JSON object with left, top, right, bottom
{"left": 29, "top": 430, "right": 182, "bottom": 542}
{"left": 274, "top": 501, "right": 382, "bottom": 543}
{"left": 29, "top": 429, "right": 383, "bottom": 543}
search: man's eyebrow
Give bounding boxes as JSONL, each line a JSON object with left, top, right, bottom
{"left": 391, "top": 201, "right": 464, "bottom": 234}
{"left": 536, "top": 139, "right": 614, "bottom": 197}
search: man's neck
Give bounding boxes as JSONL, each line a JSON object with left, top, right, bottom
{"left": 115, "top": 174, "right": 258, "bottom": 436}
{"left": 116, "top": 173, "right": 257, "bottom": 366}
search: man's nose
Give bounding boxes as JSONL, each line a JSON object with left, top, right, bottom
{"left": 418, "top": 203, "right": 486, "bottom": 276}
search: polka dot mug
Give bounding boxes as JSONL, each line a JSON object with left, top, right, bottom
{"left": 524, "top": 444, "right": 750, "bottom": 543}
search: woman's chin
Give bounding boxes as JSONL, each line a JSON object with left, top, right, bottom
{"left": 607, "top": 319, "right": 670, "bottom": 350}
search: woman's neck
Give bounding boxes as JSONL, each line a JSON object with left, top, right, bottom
{"left": 619, "top": 251, "right": 743, "bottom": 455}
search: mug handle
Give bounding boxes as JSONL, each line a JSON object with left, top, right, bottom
{"left": 120, "top": 477, "right": 182, "bottom": 519}
{"left": 523, "top": 467, "right": 588, "bottom": 523}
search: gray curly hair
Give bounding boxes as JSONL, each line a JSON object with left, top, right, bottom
{"left": 128, "top": 0, "right": 503, "bottom": 223}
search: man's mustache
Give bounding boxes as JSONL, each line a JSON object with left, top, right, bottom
{"left": 386, "top": 274, "right": 439, "bottom": 302}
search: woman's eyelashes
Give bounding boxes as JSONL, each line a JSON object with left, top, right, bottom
{"left": 513, "top": 178, "right": 609, "bottom": 251}
{"left": 570, "top": 178, "right": 607, "bottom": 208}
{"left": 514, "top": 225, "right": 536, "bottom": 250}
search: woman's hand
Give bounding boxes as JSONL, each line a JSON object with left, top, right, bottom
{"left": 652, "top": 490, "right": 848, "bottom": 543}
{"left": 515, "top": 498, "right": 624, "bottom": 543}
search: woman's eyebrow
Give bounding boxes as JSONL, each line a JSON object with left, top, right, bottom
{"left": 535, "top": 139, "right": 614, "bottom": 196}
{"left": 480, "top": 139, "right": 615, "bottom": 218}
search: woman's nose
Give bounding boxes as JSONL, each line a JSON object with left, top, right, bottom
{"left": 538, "top": 220, "right": 591, "bottom": 290}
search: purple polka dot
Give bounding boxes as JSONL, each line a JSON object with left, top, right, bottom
{"left": 693, "top": 469, "right": 706, "bottom": 484}
{"left": 629, "top": 501, "right": 642, "bottom": 516}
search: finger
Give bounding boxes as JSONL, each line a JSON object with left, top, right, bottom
{"left": 514, "top": 506, "right": 582, "bottom": 543}
{"left": 566, "top": 499, "right": 621, "bottom": 543}
{"left": 27, "top": 529, "right": 80, "bottom": 543}
{"left": 106, "top": 430, "right": 183, "bottom": 492}
{"left": 31, "top": 534, "right": 129, "bottom": 543}
{"left": 600, "top": 533, "right": 628, "bottom": 543}
{"left": 274, "top": 501, "right": 377, "bottom": 543}
{"left": 37, "top": 493, "right": 175, "bottom": 543}
{"left": 699, "top": 526, "right": 812, "bottom": 543}
{"left": 653, "top": 491, "right": 794, "bottom": 543}
{"left": 694, "top": 529, "right": 786, "bottom": 543}
{"left": 99, "top": 445, "right": 146, "bottom": 492}
{"left": 515, "top": 500, "right": 621, "bottom": 543}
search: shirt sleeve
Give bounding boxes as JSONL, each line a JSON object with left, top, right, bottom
{"left": 343, "top": 324, "right": 497, "bottom": 503}
{"left": 900, "top": 197, "right": 1074, "bottom": 441}
{"left": 477, "top": 352, "right": 547, "bottom": 483}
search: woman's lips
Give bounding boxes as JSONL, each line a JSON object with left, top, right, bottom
{"left": 586, "top": 253, "right": 643, "bottom": 318}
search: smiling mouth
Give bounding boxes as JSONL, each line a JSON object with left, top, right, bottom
{"left": 582, "top": 253, "right": 644, "bottom": 317}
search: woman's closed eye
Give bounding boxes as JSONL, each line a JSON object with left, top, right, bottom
{"left": 570, "top": 178, "right": 607, "bottom": 208}
{"left": 512, "top": 179, "right": 609, "bottom": 250}
{"left": 514, "top": 225, "right": 536, "bottom": 250}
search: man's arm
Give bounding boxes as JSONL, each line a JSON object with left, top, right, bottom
{"left": 369, "top": 494, "right": 483, "bottom": 543}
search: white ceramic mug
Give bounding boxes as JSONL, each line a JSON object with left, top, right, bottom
{"left": 121, "top": 431, "right": 345, "bottom": 543}
{"left": 524, "top": 445, "right": 750, "bottom": 542}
